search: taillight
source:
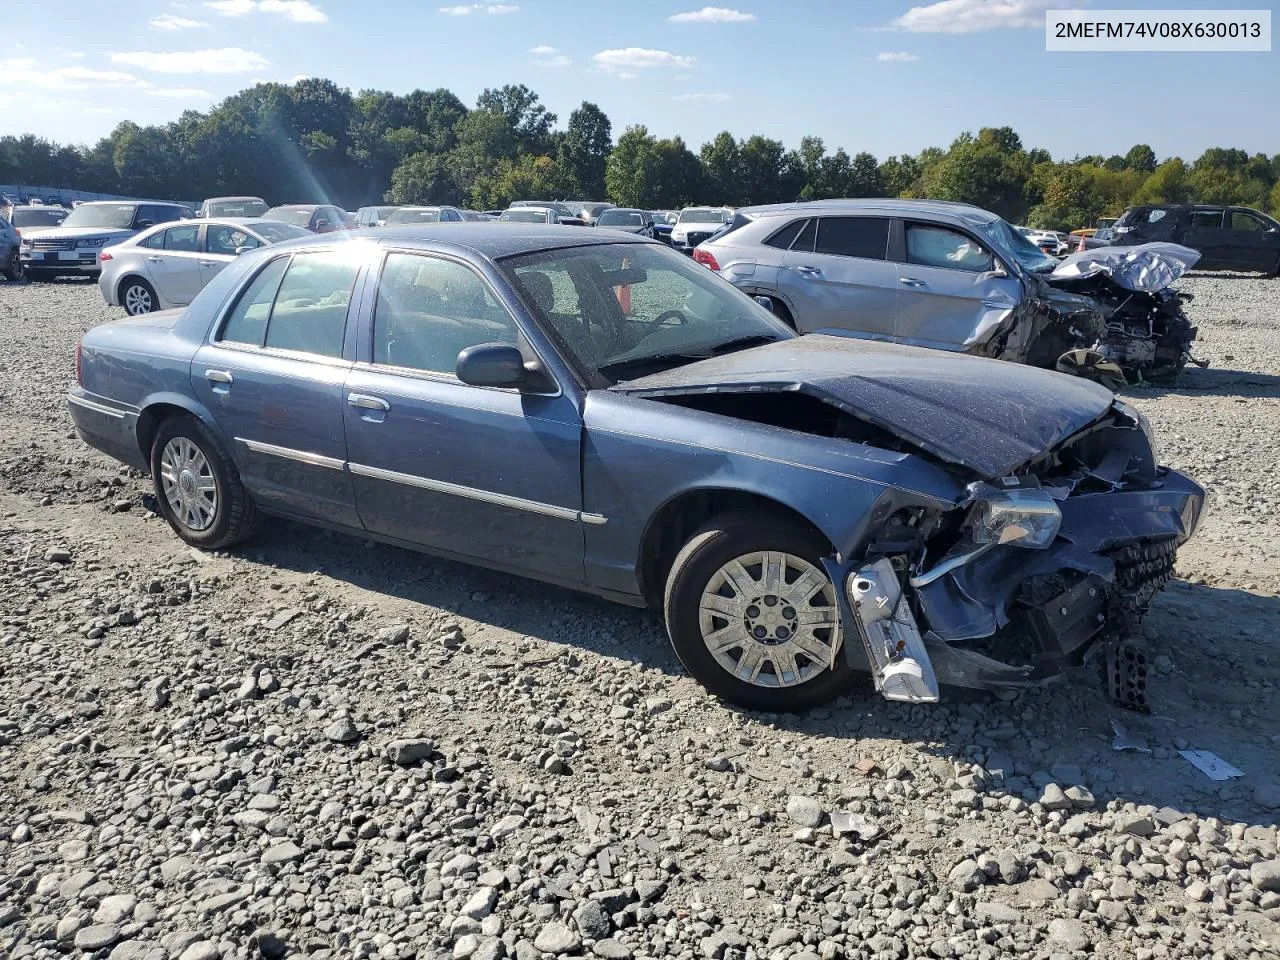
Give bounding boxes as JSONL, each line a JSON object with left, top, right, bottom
{"left": 99, "top": 252, "right": 112, "bottom": 262}
{"left": 693, "top": 248, "right": 719, "bottom": 271}
{"left": 75, "top": 342, "right": 83, "bottom": 385}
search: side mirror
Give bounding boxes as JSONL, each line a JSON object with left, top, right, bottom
{"left": 313, "top": 219, "right": 331, "bottom": 231}
{"left": 985, "top": 264, "right": 1008, "bottom": 279}
{"left": 753, "top": 295, "right": 775, "bottom": 313}
{"left": 135, "top": 219, "right": 154, "bottom": 229}
{"left": 457, "top": 342, "right": 528, "bottom": 389}
{"left": 234, "top": 246, "right": 253, "bottom": 256}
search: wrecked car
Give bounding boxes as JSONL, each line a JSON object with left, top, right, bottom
{"left": 68, "top": 227, "right": 1204, "bottom": 713}
{"left": 695, "top": 199, "right": 1199, "bottom": 386}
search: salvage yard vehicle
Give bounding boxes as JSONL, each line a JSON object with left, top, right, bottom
{"left": 384, "top": 205, "right": 467, "bottom": 224}
{"left": 595, "top": 207, "right": 657, "bottom": 237}
{"left": 7, "top": 203, "right": 69, "bottom": 230}
{"left": 697, "top": 199, "right": 1199, "bottom": 384}
{"left": 197, "top": 196, "right": 269, "bottom": 219}
{"left": 68, "top": 225, "right": 1203, "bottom": 713}
{"left": 670, "top": 207, "right": 733, "bottom": 253}
{"left": 98, "top": 218, "right": 312, "bottom": 315}
{"left": 355, "top": 205, "right": 401, "bottom": 228}
{"left": 263, "top": 203, "right": 354, "bottom": 233}
{"left": 498, "top": 205, "right": 586, "bottom": 225}
{"left": 1111, "top": 203, "right": 1280, "bottom": 274}
{"left": 19, "top": 200, "right": 190, "bottom": 280}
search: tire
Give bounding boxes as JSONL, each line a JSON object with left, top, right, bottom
{"left": 2, "top": 247, "right": 22, "bottom": 281}
{"left": 663, "top": 513, "right": 855, "bottom": 712}
{"left": 768, "top": 297, "right": 797, "bottom": 331}
{"left": 120, "top": 277, "right": 158, "bottom": 316}
{"left": 150, "top": 415, "right": 262, "bottom": 550}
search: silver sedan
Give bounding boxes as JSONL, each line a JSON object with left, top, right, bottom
{"left": 99, "top": 218, "right": 311, "bottom": 315}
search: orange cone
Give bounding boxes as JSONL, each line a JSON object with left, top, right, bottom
{"left": 615, "top": 257, "right": 632, "bottom": 315}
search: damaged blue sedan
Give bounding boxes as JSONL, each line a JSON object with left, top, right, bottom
{"left": 68, "top": 225, "right": 1203, "bottom": 712}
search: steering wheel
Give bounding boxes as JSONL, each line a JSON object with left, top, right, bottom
{"left": 648, "top": 309, "right": 689, "bottom": 328}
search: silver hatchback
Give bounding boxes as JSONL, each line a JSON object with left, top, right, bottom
{"left": 98, "top": 218, "right": 311, "bottom": 315}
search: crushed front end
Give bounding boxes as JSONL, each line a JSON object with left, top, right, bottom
{"left": 837, "top": 403, "right": 1204, "bottom": 711}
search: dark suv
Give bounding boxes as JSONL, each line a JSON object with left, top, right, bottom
{"left": 1112, "top": 204, "right": 1280, "bottom": 274}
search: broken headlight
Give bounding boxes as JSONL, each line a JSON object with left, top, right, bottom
{"left": 1114, "top": 399, "right": 1159, "bottom": 464}
{"left": 968, "top": 483, "right": 1061, "bottom": 549}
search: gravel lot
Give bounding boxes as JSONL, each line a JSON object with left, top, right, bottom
{"left": 1, "top": 274, "right": 1278, "bottom": 960}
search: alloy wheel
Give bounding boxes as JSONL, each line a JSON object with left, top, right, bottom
{"left": 698, "top": 550, "right": 841, "bottom": 688}
{"left": 159, "top": 437, "right": 218, "bottom": 531}
{"left": 124, "top": 283, "right": 154, "bottom": 315}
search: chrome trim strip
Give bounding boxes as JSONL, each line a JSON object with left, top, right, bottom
{"left": 349, "top": 461, "right": 605, "bottom": 524}
{"left": 237, "top": 437, "right": 346, "bottom": 471}
{"left": 68, "top": 394, "right": 127, "bottom": 419}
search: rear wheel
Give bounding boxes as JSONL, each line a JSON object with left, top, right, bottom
{"left": 2, "top": 247, "right": 22, "bottom": 281}
{"left": 121, "top": 277, "right": 158, "bottom": 315}
{"left": 767, "top": 297, "right": 796, "bottom": 331}
{"left": 664, "top": 514, "right": 853, "bottom": 711}
{"left": 150, "top": 415, "right": 262, "bottom": 549}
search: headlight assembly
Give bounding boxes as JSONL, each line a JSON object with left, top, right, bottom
{"left": 968, "top": 484, "right": 1061, "bottom": 548}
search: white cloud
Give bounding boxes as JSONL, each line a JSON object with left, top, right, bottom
{"left": 672, "top": 92, "right": 731, "bottom": 101}
{"left": 289, "top": 74, "right": 310, "bottom": 82}
{"left": 110, "top": 48, "right": 270, "bottom": 74}
{"left": 439, "top": 3, "right": 518, "bottom": 13}
{"left": 891, "top": 0, "right": 1063, "bottom": 33}
{"left": 668, "top": 6, "right": 755, "bottom": 23}
{"left": 0, "top": 59, "right": 147, "bottom": 90}
{"left": 877, "top": 51, "right": 920, "bottom": 61}
{"left": 205, "top": 0, "right": 326, "bottom": 22}
{"left": 150, "top": 14, "right": 210, "bottom": 30}
{"left": 591, "top": 48, "right": 695, "bottom": 77}
{"left": 145, "top": 87, "right": 215, "bottom": 98}
{"left": 529, "top": 44, "right": 557, "bottom": 54}
{"left": 533, "top": 54, "right": 571, "bottom": 67}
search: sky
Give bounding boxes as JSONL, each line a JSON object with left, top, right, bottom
{"left": 2, "top": 0, "right": 1277, "bottom": 163}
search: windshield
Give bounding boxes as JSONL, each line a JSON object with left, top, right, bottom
{"left": 206, "top": 199, "right": 268, "bottom": 218}
{"left": 252, "top": 222, "right": 312, "bottom": 243}
{"left": 60, "top": 204, "right": 137, "bottom": 230}
{"left": 598, "top": 210, "right": 643, "bottom": 227}
{"left": 386, "top": 208, "right": 441, "bottom": 224}
{"left": 501, "top": 242, "right": 791, "bottom": 385}
{"left": 264, "top": 207, "right": 315, "bottom": 227}
{"left": 975, "top": 217, "right": 1058, "bottom": 274}
{"left": 679, "top": 208, "right": 727, "bottom": 224}
{"left": 501, "top": 210, "right": 548, "bottom": 223}
{"left": 13, "top": 208, "right": 67, "bottom": 228}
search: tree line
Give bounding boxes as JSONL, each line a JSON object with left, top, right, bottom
{"left": 3, "top": 78, "right": 1279, "bottom": 230}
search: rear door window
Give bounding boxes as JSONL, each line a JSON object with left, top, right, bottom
{"left": 1192, "top": 209, "right": 1224, "bottom": 229}
{"left": 905, "top": 223, "right": 994, "bottom": 273}
{"left": 814, "top": 217, "right": 890, "bottom": 260}
{"left": 265, "top": 252, "right": 360, "bottom": 358}
{"left": 163, "top": 224, "right": 200, "bottom": 252}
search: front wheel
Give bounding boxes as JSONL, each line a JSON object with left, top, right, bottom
{"left": 664, "top": 514, "right": 854, "bottom": 711}
{"left": 121, "top": 277, "right": 158, "bottom": 315}
{"left": 3, "top": 248, "right": 22, "bottom": 281}
{"left": 150, "top": 415, "right": 262, "bottom": 549}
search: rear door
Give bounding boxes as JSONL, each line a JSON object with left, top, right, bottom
{"left": 190, "top": 250, "right": 362, "bottom": 527}
{"left": 342, "top": 249, "right": 586, "bottom": 581}
{"left": 143, "top": 223, "right": 206, "bottom": 305}
{"left": 893, "top": 221, "right": 1021, "bottom": 352}
{"left": 779, "top": 215, "right": 896, "bottom": 338}
{"left": 1222, "top": 209, "right": 1280, "bottom": 271}
{"left": 200, "top": 222, "right": 259, "bottom": 287}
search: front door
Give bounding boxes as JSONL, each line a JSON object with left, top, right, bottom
{"left": 190, "top": 250, "right": 361, "bottom": 527}
{"left": 144, "top": 223, "right": 206, "bottom": 305}
{"left": 893, "top": 221, "right": 1021, "bottom": 353}
{"left": 1223, "top": 209, "right": 1280, "bottom": 271}
{"left": 779, "top": 216, "right": 898, "bottom": 339}
{"left": 343, "top": 250, "right": 585, "bottom": 582}
{"left": 199, "top": 222, "right": 259, "bottom": 288}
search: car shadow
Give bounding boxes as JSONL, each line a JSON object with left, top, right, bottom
{"left": 1122, "top": 366, "right": 1280, "bottom": 399}
{"left": 240, "top": 519, "right": 1280, "bottom": 829}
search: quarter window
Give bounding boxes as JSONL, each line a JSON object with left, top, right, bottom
{"left": 905, "top": 224, "right": 994, "bottom": 273}
{"left": 763, "top": 219, "right": 806, "bottom": 250}
{"left": 140, "top": 231, "right": 165, "bottom": 250}
{"left": 1192, "top": 209, "right": 1224, "bottom": 229}
{"left": 219, "top": 257, "right": 288, "bottom": 347}
{"left": 164, "top": 225, "right": 199, "bottom": 252}
{"left": 374, "top": 253, "right": 519, "bottom": 375}
{"left": 265, "top": 253, "right": 359, "bottom": 357}
{"left": 814, "top": 217, "right": 890, "bottom": 260}
{"left": 790, "top": 218, "right": 817, "bottom": 253}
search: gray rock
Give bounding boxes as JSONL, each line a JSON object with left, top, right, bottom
{"left": 1096, "top": 899, "right": 1129, "bottom": 922}
{"left": 93, "top": 894, "right": 138, "bottom": 925}
{"left": 461, "top": 887, "right": 498, "bottom": 920}
{"left": 1061, "top": 814, "right": 1092, "bottom": 838}
{"left": 0, "top": 905, "right": 20, "bottom": 928}
{"left": 109, "top": 942, "right": 167, "bottom": 960}
{"left": 975, "top": 902, "right": 1022, "bottom": 924}
{"left": 324, "top": 716, "right": 360, "bottom": 743}
{"left": 1047, "top": 918, "right": 1091, "bottom": 952}
{"left": 592, "top": 940, "right": 632, "bottom": 960}
{"left": 1249, "top": 860, "right": 1280, "bottom": 892}
{"left": 573, "top": 899, "right": 610, "bottom": 939}
{"left": 785, "top": 795, "right": 824, "bottom": 828}
{"left": 260, "top": 841, "right": 303, "bottom": 866}
{"left": 1064, "top": 785, "right": 1095, "bottom": 808}
{"left": 454, "top": 934, "right": 481, "bottom": 960}
{"left": 1039, "top": 783, "right": 1071, "bottom": 811}
{"left": 1185, "top": 880, "right": 1211, "bottom": 902}
{"left": 75, "top": 923, "right": 122, "bottom": 950}
{"left": 767, "top": 927, "right": 801, "bottom": 949}
{"left": 145, "top": 677, "right": 170, "bottom": 709}
{"left": 491, "top": 815, "right": 526, "bottom": 839}
{"left": 948, "top": 859, "right": 985, "bottom": 892}
{"left": 178, "top": 942, "right": 221, "bottom": 960}
{"left": 1115, "top": 814, "right": 1156, "bottom": 837}
{"left": 58, "top": 839, "right": 90, "bottom": 862}
{"left": 474, "top": 939, "right": 506, "bottom": 960}
{"left": 829, "top": 810, "right": 882, "bottom": 841}
{"left": 533, "top": 922, "right": 580, "bottom": 954}
{"left": 254, "top": 931, "right": 289, "bottom": 958}
{"left": 386, "top": 737, "right": 436, "bottom": 765}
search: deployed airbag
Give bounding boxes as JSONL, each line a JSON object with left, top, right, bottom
{"left": 1051, "top": 242, "right": 1200, "bottom": 293}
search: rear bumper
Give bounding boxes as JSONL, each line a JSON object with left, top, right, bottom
{"left": 67, "top": 389, "right": 147, "bottom": 471}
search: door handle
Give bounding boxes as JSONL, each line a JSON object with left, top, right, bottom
{"left": 899, "top": 277, "right": 926, "bottom": 287}
{"left": 347, "top": 393, "right": 390, "bottom": 412}
{"left": 794, "top": 265, "right": 822, "bottom": 278}
{"left": 198, "top": 260, "right": 218, "bottom": 267}
{"left": 146, "top": 256, "right": 163, "bottom": 263}
{"left": 204, "top": 369, "right": 233, "bottom": 384}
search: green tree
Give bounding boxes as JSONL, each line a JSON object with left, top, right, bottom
{"left": 386, "top": 151, "right": 463, "bottom": 205}
{"left": 699, "top": 131, "right": 742, "bottom": 206}
{"left": 1124, "top": 144, "right": 1157, "bottom": 173}
{"left": 1133, "top": 158, "right": 1191, "bottom": 205}
{"left": 559, "top": 102, "right": 612, "bottom": 198}
{"left": 605, "top": 125, "right": 657, "bottom": 207}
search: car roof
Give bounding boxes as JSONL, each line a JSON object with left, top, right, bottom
{"left": 79, "top": 199, "right": 183, "bottom": 207}
{"left": 737, "top": 198, "right": 1000, "bottom": 223}
{"left": 374, "top": 223, "right": 651, "bottom": 257}
{"left": 268, "top": 203, "right": 324, "bottom": 211}
{"left": 203, "top": 196, "right": 264, "bottom": 202}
